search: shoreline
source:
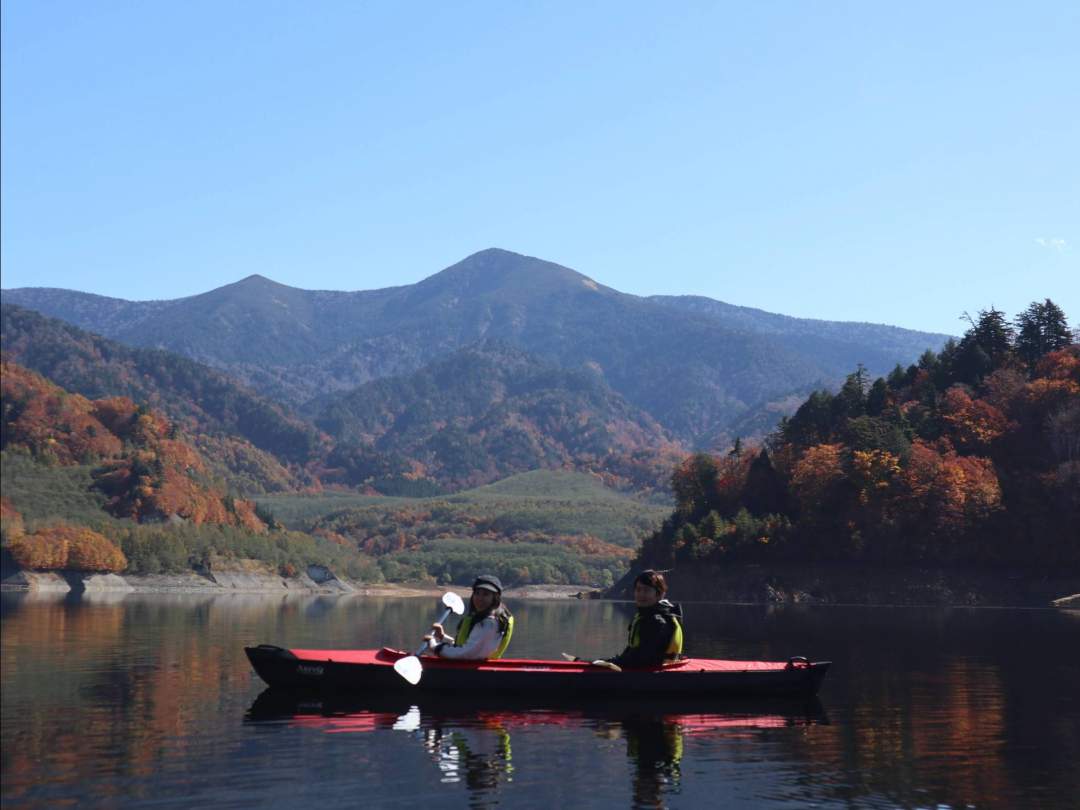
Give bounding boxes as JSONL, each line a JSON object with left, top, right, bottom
{"left": 4, "top": 563, "right": 1077, "bottom": 609}
{"left": 0, "top": 567, "right": 598, "bottom": 601}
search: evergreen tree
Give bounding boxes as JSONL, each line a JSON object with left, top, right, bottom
{"left": 867, "top": 378, "right": 889, "bottom": 416}
{"left": 886, "top": 363, "right": 907, "bottom": 390}
{"left": 955, "top": 308, "right": 1014, "bottom": 383}
{"left": 918, "top": 349, "right": 939, "bottom": 373}
{"left": 782, "top": 390, "right": 835, "bottom": 448}
{"left": 1015, "top": 299, "right": 1072, "bottom": 367}
{"left": 744, "top": 449, "right": 787, "bottom": 516}
{"left": 933, "top": 339, "right": 960, "bottom": 389}
{"left": 832, "top": 365, "right": 868, "bottom": 421}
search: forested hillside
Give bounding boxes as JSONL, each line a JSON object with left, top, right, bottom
{"left": 2, "top": 304, "right": 321, "bottom": 491}
{"left": 636, "top": 300, "right": 1079, "bottom": 570}
{"left": 1, "top": 361, "right": 268, "bottom": 530}
{"left": 1, "top": 305, "right": 682, "bottom": 494}
{"left": 310, "top": 342, "right": 684, "bottom": 491}
{"left": 0, "top": 353, "right": 669, "bottom": 585}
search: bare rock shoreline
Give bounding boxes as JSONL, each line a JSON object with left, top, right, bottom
{"left": 0, "top": 560, "right": 595, "bottom": 600}
{"left": 8, "top": 557, "right": 1073, "bottom": 608}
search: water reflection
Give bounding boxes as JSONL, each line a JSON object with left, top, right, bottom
{"left": 247, "top": 690, "right": 827, "bottom": 808}
{"left": 3, "top": 592, "right": 1080, "bottom": 809}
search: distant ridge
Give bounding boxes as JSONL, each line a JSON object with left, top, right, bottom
{"left": 2, "top": 248, "right": 950, "bottom": 446}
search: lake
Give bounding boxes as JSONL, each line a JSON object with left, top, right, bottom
{"left": 2, "top": 592, "right": 1078, "bottom": 809}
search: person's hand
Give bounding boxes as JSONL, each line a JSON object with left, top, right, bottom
{"left": 429, "top": 622, "right": 446, "bottom": 642}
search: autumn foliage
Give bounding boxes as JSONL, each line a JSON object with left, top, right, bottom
{"left": 1, "top": 362, "right": 123, "bottom": 463}
{"left": 1, "top": 496, "right": 25, "bottom": 541}
{"left": 1, "top": 361, "right": 266, "bottom": 532}
{"left": 7, "top": 524, "right": 128, "bottom": 573}
{"left": 637, "top": 301, "right": 1079, "bottom": 569}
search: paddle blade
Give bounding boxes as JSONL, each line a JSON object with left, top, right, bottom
{"left": 393, "top": 655, "right": 423, "bottom": 685}
{"left": 561, "top": 652, "right": 578, "bottom": 662}
{"left": 442, "top": 591, "right": 466, "bottom": 616}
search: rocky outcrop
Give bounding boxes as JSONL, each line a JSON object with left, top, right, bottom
{"left": 79, "top": 573, "right": 134, "bottom": 592}
{"left": 1, "top": 570, "right": 71, "bottom": 592}
{"left": 1, "top": 558, "right": 358, "bottom": 595}
{"left": 305, "top": 564, "right": 356, "bottom": 593}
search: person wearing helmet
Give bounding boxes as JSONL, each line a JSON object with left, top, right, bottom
{"left": 427, "top": 574, "right": 514, "bottom": 660}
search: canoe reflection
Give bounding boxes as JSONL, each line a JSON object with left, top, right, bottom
{"left": 248, "top": 690, "right": 828, "bottom": 802}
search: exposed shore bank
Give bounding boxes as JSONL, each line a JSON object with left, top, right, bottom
{"left": 0, "top": 558, "right": 593, "bottom": 600}
{"left": 7, "top": 558, "right": 1075, "bottom": 608}
{"left": 606, "top": 563, "right": 1080, "bottom": 608}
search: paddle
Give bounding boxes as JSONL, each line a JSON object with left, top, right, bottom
{"left": 393, "top": 591, "right": 466, "bottom": 685}
{"left": 561, "top": 652, "right": 622, "bottom": 672}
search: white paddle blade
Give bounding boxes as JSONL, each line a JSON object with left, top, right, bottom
{"left": 442, "top": 591, "right": 466, "bottom": 616}
{"left": 561, "top": 652, "right": 577, "bottom": 662}
{"left": 393, "top": 655, "right": 423, "bottom": 685}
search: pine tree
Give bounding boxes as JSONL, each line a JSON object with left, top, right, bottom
{"left": 744, "top": 449, "right": 787, "bottom": 516}
{"left": 1015, "top": 299, "right": 1073, "bottom": 367}
{"left": 887, "top": 363, "right": 907, "bottom": 389}
{"left": 833, "top": 365, "right": 869, "bottom": 420}
{"left": 955, "top": 308, "right": 1014, "bottom": 383}
{"left": 867, "top": 378, "right": 889, "bottom": 416}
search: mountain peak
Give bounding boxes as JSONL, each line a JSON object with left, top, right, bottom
{"left": 412, "top": 249, "right": 608, "bottom": 301}
{"left": 231, "top": 274, "right": 293, "bottom": 291}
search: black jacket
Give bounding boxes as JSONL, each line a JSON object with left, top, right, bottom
{"left": 608, "top": 600, "right": 683, "bottom": 669}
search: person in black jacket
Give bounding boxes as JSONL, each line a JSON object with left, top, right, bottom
{"left": 606, "top": 570, "right": 684, "bottom": 669}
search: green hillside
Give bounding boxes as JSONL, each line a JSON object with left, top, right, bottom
{"left": 258, "top": 469, "right": 668, "bottom": 546}
{"left": 465, "top": 469, "right": 658, "bottom": 501}
{"left": 255, "top": 469, "right": 668, "bottom": 585}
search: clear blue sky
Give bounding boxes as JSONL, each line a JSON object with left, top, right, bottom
{"left": 2, "top": 2, "right": 1077, "bottom": 334}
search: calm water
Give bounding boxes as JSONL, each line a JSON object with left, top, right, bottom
{"left": 2, "top": 592, "right": 1078, "bottom": 809}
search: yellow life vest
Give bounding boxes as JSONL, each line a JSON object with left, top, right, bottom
{"left": 453, "top": 613, "right": 514, "bottom": 659}
{"left": 627, "top": 611, "right": 684, "bottom": 658}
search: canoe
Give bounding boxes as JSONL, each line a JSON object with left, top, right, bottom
{"left": 245, "top": 645, "right": 831, "bottom": 697}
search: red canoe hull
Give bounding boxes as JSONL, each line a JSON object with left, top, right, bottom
{"left": 245, "top": 646, "right": 830, "bottom": 697}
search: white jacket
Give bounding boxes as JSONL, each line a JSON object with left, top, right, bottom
{"left": 436, "top": 615, "right": 504, "bottom": 660}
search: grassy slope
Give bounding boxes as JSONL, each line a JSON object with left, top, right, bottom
{"left": 255, "top": 470, "right": 671, "bottom": 586}
{"left": 256, "top": 469, "right": 670, "bottom": 548}
{"left": 0, "top": 452, "right": 120, "bottom": 531}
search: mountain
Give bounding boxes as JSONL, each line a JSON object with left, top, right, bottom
{"left": 648, "top": 294, "right": 952, "bottom": 376}
{"left": 0, "top": 304, "right": 324, "bottom": 491}
{"left": 3, "top": 248, "right": 950, "bottom": 446}
{"left": 309, "top": 341, "right": 684, "bottom": 491}
{"left": 0, "top": 305, "right": 678, "bottom": 493}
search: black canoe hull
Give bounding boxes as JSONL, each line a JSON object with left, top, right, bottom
{"left": 245, "top": 645, "right": 830, "bottom": 697}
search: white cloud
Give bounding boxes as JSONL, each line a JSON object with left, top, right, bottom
{"left": 1035, "top": 237, "right": 1068, "bottom": 252}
